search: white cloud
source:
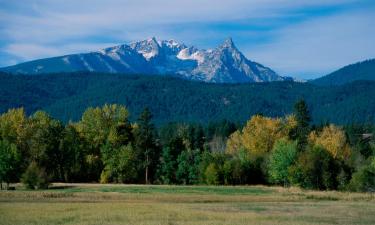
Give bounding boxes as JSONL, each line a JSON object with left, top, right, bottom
{"left": 246, "top": 8, "right": 375, "bottom": 78}
{"left": 1, "top": 0, "right": 373, "bottom": 78}
{"left": 1, "top": 0, "right": 358, "bottom": 44}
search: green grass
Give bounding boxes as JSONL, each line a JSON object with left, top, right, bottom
{"left": 47, "top": 184, "right": 272, "bottom": 195}
{"left": 0, "top": 184, "right": 374, "bottom": 225}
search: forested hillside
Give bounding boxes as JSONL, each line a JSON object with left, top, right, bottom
{"left": 312, "top": 59, "right": 375, "bottom": 86}
{"left": 0, "top": 72, "right": 375, "bottom": 124}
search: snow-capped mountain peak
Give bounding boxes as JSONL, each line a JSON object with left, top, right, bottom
{"left": 1, "top": 37, "right": 289, "bottom": 83}
{"left": 220, "top": 37, "right": 236, "bottom": 49}
{"left": 130, "top": 37, "right": 160, "bottom": 60}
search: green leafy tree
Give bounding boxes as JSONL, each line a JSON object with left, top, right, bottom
{"left": 58, "top": 125, "right": 85, "bottom": 182}
{"left": 288, "top": 146, "right": 340, "bottom": 190}
{"left": 268, "top": 139, "right": 298, "bottom": 186}
{"left": 77, "top": 104, "right": 130, "bottom": 181}
{"left": 28, "top": 111, "right": 64, "bottom": 180}
{"left": 0, "top": 108, "right": 31, "bottom": 171}
{"left": 100, "top": 143, "right": 137, "bottom": 183}
{"left": 0, "top": 140, "right": 21, "bottom": 189}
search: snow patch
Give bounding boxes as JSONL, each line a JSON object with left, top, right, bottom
{"left": 96, "top": 55, "right": 116, "bottom": 73}
{"left": 177, "top": 48, "right": 205, "bottom": 64}
{"left": 141, "top": 50, "right": 157, "bottom": 60}
{"left": 79, "top": 55, "right": 93, "bottom": 71}
{"left": 62, "top": 57, "right": 70, "bottom": 64}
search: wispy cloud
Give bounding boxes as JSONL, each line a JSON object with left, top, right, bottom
{"left": 246, "top": 8, "right": 375, "bottom": 78}
{"left": 0, "top": 0, "right": 374, "bottom": 78}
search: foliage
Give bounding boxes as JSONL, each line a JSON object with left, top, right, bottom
{"left": 176, "top": 149, "right": 201, "bottom": 184}
{"left": 58, "top": 125, "right": 85, "bottom": 182}
{"left": 157, "top": 137, "right": 185, "bottom": 184}
{"left": 290, "top": 99, "right": 311, "bottom": 149}
{"left": 226, "top": 131, "right": 243, "bottom": 155}
{"left": 226, "top": 115, "right": 296, "bottom": 157}
{"left": 348, "top": 157, "right": 375, "bottom": 192}
{"left": 133, "top": 108, "right": 160, "bottom": 184}
{"left": 100, "top": 144, "right": 137, "bottom": 183}
{"left": 0, "top": 99, "right": 373, "bottom": 192}
{"left": 309, "top": 124, "right": 351, "bottom": 161}
{"left": 288, "top": 146, "right": 340, "bottom": 190}
{"left": 76, "top": 104, "right": 129, "bottom": 181}
{"left": 268, "top": 139, "right": 298, "bottom": 185}
{"left": 205, "top": 163, "right": 219, "bottom": 185}
{"left": 0, "top": 140, "right": 21, "bottom": 187}
{"left": 28, "top": 111, "right": 65, "bottom": 180}
{"left": 21, "top": 161, "right": 49, "bottom": 189}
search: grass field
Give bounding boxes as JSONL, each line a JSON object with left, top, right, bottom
{"left": 0, "top": 184, "right": 374, "bottom": 225}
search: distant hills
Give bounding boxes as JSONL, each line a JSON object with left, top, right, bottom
{"left": 312, "top": 59, "right": 375, "bottom": 86}
{"left": 0, "top": 38, "right": 289, "bottom": 83}
{"left": 0, "top": 72, "right": 374, "bottom": 124}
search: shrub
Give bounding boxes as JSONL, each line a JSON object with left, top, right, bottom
{"left": 21, "top": 162, "right": 49, "bottom": 189}
{"left": 205, "top": 163, "right": 219, "bottom": 185}
{"left": 348, "top": 157, "right": 375, "bottom": 192}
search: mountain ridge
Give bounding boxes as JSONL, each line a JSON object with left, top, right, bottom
{"left": 0, "top": 38, "right": 288, "bottom": 83}
{"left": 312, "top": 59, "right": 375, "bottom": 86}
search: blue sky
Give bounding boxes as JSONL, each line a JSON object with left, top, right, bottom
{"left": 0, "top": 0, "right": 374, "bottom": 79}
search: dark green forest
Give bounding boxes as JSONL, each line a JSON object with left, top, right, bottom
{"left": 0, "top": 102, "right": 374, "bottom": 191}
{"left": 0, "top": 72, "right": 375, "bottom": 125}
{"left": 312, "top": 59, "right": 375, "bottom": 86}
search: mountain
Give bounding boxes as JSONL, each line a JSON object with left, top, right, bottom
{"left": 312, "top": 59, "right": 375, "bottom": 86}
{"left": 1, "top": 72, "right": 374, "bottom": 125}
{"left": 0, "top": 38, "right": 287, "bottom": 83}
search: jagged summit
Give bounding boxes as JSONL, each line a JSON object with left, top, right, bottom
{"left": 1, "top": 37, "right": 288, "bottom": 83}
{"left": 221, "top": 37, "right": 236, "bottom": 49}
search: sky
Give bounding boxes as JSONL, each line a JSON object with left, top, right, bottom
{"left": 0, "top": 0, "right": 374, "bottom": 79}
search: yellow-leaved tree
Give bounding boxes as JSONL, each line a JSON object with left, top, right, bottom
{"left": 308, "top": 124, "right": 351, "bottom": 161}
{"left": 226, "top": 115, "right": 297, "bottom": 157}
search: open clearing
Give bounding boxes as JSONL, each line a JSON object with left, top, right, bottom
{"left": 0, "top": 184, "right": 374, "bottom": 225}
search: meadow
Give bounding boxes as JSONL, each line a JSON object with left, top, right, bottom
{"left": 0, "top": 184, "right": 374, "bottom": 225}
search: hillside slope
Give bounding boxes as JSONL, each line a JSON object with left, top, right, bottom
{"left": 0, "top": 72, "right": 374, "bottom": 124}
{"left": 312, "top": 59, "right": 375, "bottom": 86}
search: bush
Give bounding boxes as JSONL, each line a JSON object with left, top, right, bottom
{"left": 348, "top": 157, "right": 375, "bottom": 192}
{"left": 205, "top": 163, "right": 219, "bottom": 185}
{"left": 21, "top": 162, "right": 50, "bottom": 189}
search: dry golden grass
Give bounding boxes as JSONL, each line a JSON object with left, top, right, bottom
{"left": 0, "top": 184, "right": 374, "bottom": 225}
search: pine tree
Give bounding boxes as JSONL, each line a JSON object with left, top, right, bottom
{"left": 291, "top": 99, "right": 311, "bottom": 150}
{"left": 134, "top": 108, "right": 160, "bottom": 184}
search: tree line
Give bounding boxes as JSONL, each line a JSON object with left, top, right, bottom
{"left": 0, "top": 100, "right": 374, "bottom": 191}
